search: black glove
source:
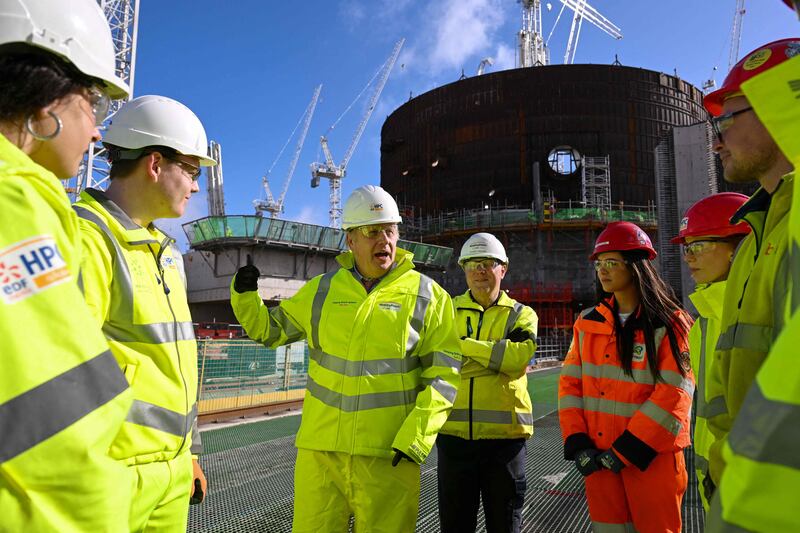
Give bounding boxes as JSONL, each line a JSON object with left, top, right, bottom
{"left": 702, "top": 472, "right": 716, "bottom": 502}
{"left": 233, "top": 254, "right": 260, "bottom": 293}
{"left": 574, "top": 448, "right": 602, "bottom": 477}
{"left": 506, "top": 327, "right": 531, "bottom": 343}
{"left": 392, "top": 449, "right": 413, "bottom": 467}
{"left": 597, "top": 449, "right": 626, "bottom": 473}
{"left": 189, "top": 478, "right": 204, "bottom": 505}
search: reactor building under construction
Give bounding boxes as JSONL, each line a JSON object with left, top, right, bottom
{"left": 380, "top": 63, "right": 712, "bottom": 356}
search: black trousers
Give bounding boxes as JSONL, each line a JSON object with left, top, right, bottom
{"left": 436, "top": 434, "right": 527, "bottom": 533}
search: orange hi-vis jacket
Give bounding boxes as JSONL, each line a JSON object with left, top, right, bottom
{"left": 559, "top": 298, "right": 695, "bottom": 471}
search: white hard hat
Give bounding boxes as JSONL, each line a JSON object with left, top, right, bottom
{"left": 0, "top": 0, "right": 129, "bottom": 99}
{"left": 459, "top": 233, "right": 508, "bottom": 265}
{"left": 103, "top": 95, "right": 217, "bottom": 166}
{"left": 342, "top": 185, "right": 402, "bottom": 230}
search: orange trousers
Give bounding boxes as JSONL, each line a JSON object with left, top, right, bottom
{"left": 583, "top": 450, "right": 687, "bottom": 533}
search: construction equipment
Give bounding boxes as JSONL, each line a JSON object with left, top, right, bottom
{"left": 560, "top": 0, "right": 622, "bottom": 64}
{"left": 477, "top": 57, "right": 494, "bottom": 75}
{"left": 728, "top": 0, "right": 746, "bottom": 71}
{"left": 69, "top": 0, "right": 140, "bottom": 199}
{"left": 518, "top": 1, "right": 549, "bottom": 66}
{"left": 255, "top": 85, "right": 322, "bottom": 217}
{"left": 310, "top": 39, "right": 404, "bottom": 228}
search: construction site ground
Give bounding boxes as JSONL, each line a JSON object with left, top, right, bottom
{"left": 189, "top": 367, "right": 704, "bottom": 532}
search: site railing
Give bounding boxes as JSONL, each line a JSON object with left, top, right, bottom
{"left": 182, "top": 215, "right": 453, "bottom": 269}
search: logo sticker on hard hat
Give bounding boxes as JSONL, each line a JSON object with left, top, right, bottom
{"left": 369, "top": 203, "right": 384, "bottom": 212}
{"left": 786, "top": 41, "right": 800, "bottom": 59}
{"left": 679, "top": 217, "right": 688, "bottom": 232}
{"left": 636, "top": 230, "right": 647, "bottom": 245}
{"left": 743, "top": 49, "right": 773, "bottom": 71}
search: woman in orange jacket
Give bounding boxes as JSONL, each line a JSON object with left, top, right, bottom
{"left": 558, "top": 222, "right": 694, "bottom": 533}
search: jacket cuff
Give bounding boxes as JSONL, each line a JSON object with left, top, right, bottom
{"left": 564, "top": 432, "right": 594, "bottom": 460}
{"left": 612, "top": 430, "right": 657, "bottom": 471}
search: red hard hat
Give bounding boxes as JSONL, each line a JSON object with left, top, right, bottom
{"left": 704, "top": 38, "right": 800, "bottom": 116}
{"left": 670, "top": 193, "right": 751, "bottom": 244}
{"left": 590, "top": 222, "right": 656, "bottom": 260}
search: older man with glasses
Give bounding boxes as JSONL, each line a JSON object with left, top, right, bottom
{"left": 436, "top": 232, "right": 538, "bottom": 533}
{"left": 73, "top": 94, "right": 216, "bottom": 531}
{"left": 701, "top": 39, "right": 796, "bottom": 496}
{"left": 232, "top": 185, "right": 461, "bottom": 533}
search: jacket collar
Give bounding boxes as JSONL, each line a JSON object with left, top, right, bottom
{"left": 455, "top": 289, "right": 515, "bottom": 310}
{"left": 81, "top": 188, "right": 169, "bottom": 246}
{"left": 731, "top": 172, "right": 794, "bottom": 250}
{"left": 335, "top": 247, "right": 415, "bottom": 284}
{"left": 689, "top": 280, "right": 726, "bottom": 320}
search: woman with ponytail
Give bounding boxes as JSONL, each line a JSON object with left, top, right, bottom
{"left": 558, "top": 222, "right": 694, "bottom": 533}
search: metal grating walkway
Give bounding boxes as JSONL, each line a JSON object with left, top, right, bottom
{"left": 189, "top": 411, "right": 704, "bottom": 532}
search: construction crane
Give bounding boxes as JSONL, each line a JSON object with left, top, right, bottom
{"left": 255, "top": 85, "right": 322, "bottom": 217}
{"left": 70, "top": 0, "right": 140, "bottom": 200}
{"left": 477, "top": 57, "right": 494, "bottom": 75}
{"left": 560, "top": 0, "right": 622, "bottom": 64}
{"left": 310, "top": 39, "right": 405, "bottom": 228}
{"left": 518, "top": 1, "right": 548, "bottom": 67}
{"left": 728, "top": 0, "right": 746, "bottom": 71}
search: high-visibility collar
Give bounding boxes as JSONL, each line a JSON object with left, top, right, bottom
{"left": 689, "top": 281, "right": 726, "bottom": 321}
{"left": 731, "top": 172, "right": 794, "bottom": 250}
{"left": 81, "top": 188, "right": 171, "bottom": 247}
{"left": 457, "top": 290, "right": 516, "bottom": 311}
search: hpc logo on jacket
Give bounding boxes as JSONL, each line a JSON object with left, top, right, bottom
{"left": 0, "top": 235, "right": 69, "bottom": 304}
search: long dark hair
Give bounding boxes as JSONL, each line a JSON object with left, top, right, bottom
{"left": 0, "top": 47, "right": 94, "bottom": 122}
{"left": 597, "top": 250, "right": 691, "bottom": 379}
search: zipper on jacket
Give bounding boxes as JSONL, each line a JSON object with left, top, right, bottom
{"left": 149, "top": 242, "right": 191, "bottom": 458}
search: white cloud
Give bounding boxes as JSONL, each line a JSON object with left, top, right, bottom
{"left": 426, "top": 0, "right": 508, "bottom": 74}
{"left": 494, "top": 43, "right": 516, "bottom": 71}
{"left": 294, "top": 205, "right": 327, "bottom": 226}
{"left": 339, "top": 0, "right": 367, "bottom": 27}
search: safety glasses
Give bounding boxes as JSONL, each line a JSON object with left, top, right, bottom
{"left": 86, "top": 86, "right": 111, "bottom": 126}
{"left": 710, "top": 107, "right": 752, "bottom": 141}
{"left": 165, "top": 156, "right": 202, "bottom": 181}
{"left": 682, "top": 239, "right": 724, "bottom": 257}
{"left": 463, "top": 258, "right": 501, "bottom": 272}
{"left": 593, "top": 259, "right": 628, "bottom": 271}
{"left": 354, "top": 224, "right": 398, "bottom": 239}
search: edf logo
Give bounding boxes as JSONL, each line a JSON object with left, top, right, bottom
{"left": 0, "top": 235, "right": 70, "bottom": 304}
{"left": 19, "top": 244, "right": 63, "bottom": 275}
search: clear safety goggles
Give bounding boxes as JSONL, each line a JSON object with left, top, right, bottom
{"left": 463, "top": 258, "right": 501, "bottom": 272}
{"left": 682, "top": 239, "right": 724, "bottom": 257}
{"left": 593, "top": 258, "right": 628, "bottom": 271}
{"left": 710, "top": 107, "right": 752, "bottom": 141}
{"left": 86, "top": 85, "right": 111, "bottom": 126}
{"left": 164, "top": 155, "right": 202, "bottom": 181}
{"left": 354, "top": 224, "right": 398, "bottom": 239}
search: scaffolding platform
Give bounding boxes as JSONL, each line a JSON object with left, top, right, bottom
{"left": 189, "top": 369, "right": 704, "bottom": 533}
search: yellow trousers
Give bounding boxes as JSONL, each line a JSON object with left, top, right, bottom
{"left": 127, "top": 450, "right": 193, "bottom": 532}
{"left": 293, "top": 448, "right": 420, "bottom": 533}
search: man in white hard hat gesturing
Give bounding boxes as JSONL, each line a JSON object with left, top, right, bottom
{"left": 232, "top": 185, "right": 462, "bottom": 533}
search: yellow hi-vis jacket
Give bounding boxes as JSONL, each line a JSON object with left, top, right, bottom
{"left": 704, "top": 52, "right": 800, "bottom": 533}
{"left": 687, "top": 280, "right": 727, "bottom": 510}
{"left": 0, "top": 134, "right": 133, "bottom": 531}
{"left": 74, "top": 189, "right": 201, "bottom": 465}
{"left": 707, "top": 172, "right": 794, "bottom": 485}
{"left": 231, "top": 248, "right": 461, "bottom": 464}
{"left": 440, "top": 291, "right": 538, "bottom": 440}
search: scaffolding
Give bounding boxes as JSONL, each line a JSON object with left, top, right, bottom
{"left": 581, "top": 155, "right": 612, "bottom": 210}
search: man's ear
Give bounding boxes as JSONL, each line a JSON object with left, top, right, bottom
{"left": 144, "top": 151, "right": 163, "bottom": 182}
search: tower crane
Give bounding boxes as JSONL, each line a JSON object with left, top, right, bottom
{"left": 728, "top": 0, "right": 746, "bottom": 71}
{"left": 255, "top": 85, "right": 322, "bottom": 217}
{"left": 560, "top": 0, "right": 622, "bottom": 64}
{"left": 310, "top": 39, "right": 405, "bottom": 228}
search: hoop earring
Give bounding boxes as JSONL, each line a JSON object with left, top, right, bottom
{"left": 25, "top": 111, "right": 62, "bottom": 141}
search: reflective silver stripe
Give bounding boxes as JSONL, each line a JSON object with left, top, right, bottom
{"left": 310, "top": 347, "right": 421, "bottom": 376}
{"left": 702, "top": 395, "right": 728, "bottom": 418}
{"left": 653, "top": 326, "right": 666, "bottom": 352}
{"left": 306, "top": 376, "right": 422, "bottom": 411}
{"left": 0, "top": 350, "right": 128, "bottom": 463}
{"left": 420, "top": 351, "right": 461, "bottom": 372}
{"left": 660, "top": 369, "right": 695, "bottom": 396}
{"left": 716, "top": 323, "right": 773, "bottom": 352}
{"left": 127, "top": 239, "right": 159, "bottom": 246}
{"left": 406, "top": 274, "right": 433, "bottom": 355}
{"left": 104, "top": 320, "right": 195, "bottom": 344}
{"left": 639, "top": 400, "right": 683, "bottom": 436}
{"left": 517, "top": 412, "right": 534, "bottom": 425}
{"left": 503, "top": 302, "right": 524, "bottom": 337}
{"left": 584, "top": 396, "right": 640, "bottom": 418}
{"left": 559, "top": 395, "right": 584, "bottom": 410}
{"left": 126, "top": 399, "right": 195, "bottom": 437}
{"left": 728, "top": 381, "right": 800, "bottom": 470}
{"left": 310, "top": 271, "right": 336, "bottom": 349}
{"left": 695, "top": 453, "right": 709, "bottom": 473}
{"left": 772, "top": 253, "right": 789, "bottom": 341}
{"left": 488, "top": 339, "right": 508, "bottom": 372}
{"left": 270, "top": 307, "right": 304, "bottom": 344}
{"left": 696, "top": 316, "right": 710, "bottom": 417}
{"left": 424, "top": 377, "right": 458, "bottom": 403}
{"left": 580, "top": 362, "right": 650, "bottom": 385}
{"left": 561, "top": 363, "right": 582, "bottom": 379}
{"left": 577, "top": 331, "right": 585, "bottom": 356}
{"left": 591, "top": 521, "right": 638, "bottom": 533}
{"left": 449, "top": 408, "right": 532, "bottom": 426}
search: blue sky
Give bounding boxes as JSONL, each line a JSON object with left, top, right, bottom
{"left": 130, "top": 1, "right": 798, "bottom": 247}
